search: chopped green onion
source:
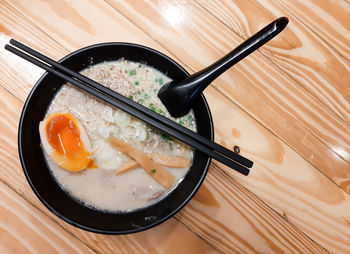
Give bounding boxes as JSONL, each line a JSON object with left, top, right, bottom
{"left": 158, "top": 78, "right": 163, "bottom": 85}
{"left": 128, "top": 95, "right": 133, "bottom": 100}
{"left": 161, "top": 133, "right": 172, "bottom": 142}
{"left": 179, "top": 120, "right": 184, "bottom": 125}
{"left": 151, "top": 169, "right": 156, "bottom": 174}
{"left": 150, "top": 106, "right": 156, "bottom": 112}
{"left": 129, "top": 69, "right": 136, "bottom": 75}
{"left": 138, "top": 64, "right": 141, "bottom": 68}
{"left": 156, "top": 108, "right": 164, "bottom": 114}
{"left": 137, "top": 90, "right": 141, "bottom": 95}
{"left": 134, "top": 81, "right": 139, "bottom": 86}
{"left": 138, "top": 98, "right": 144, "bottom": 104}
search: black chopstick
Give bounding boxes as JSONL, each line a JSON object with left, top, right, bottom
{"left": 5, "top": 40, "right": 253, "bottom": 175}
{"left": 10, "top": 39, "right": 253, "bottom": 169}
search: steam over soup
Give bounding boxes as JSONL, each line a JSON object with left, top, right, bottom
{"left": 39, "top": 60, "right": 196, "bottom": 212}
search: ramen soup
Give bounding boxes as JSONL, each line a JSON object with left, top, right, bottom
{"left": 39, "top": 60, "right": 196, "bottom": 212}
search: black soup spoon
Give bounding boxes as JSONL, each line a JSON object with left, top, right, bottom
{"left": 158, "top": 17, "right": 289, "bottom": 117}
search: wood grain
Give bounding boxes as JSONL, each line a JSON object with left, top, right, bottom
{"left": 0, "top": 1, "right": 60, "bottom": 101}
{"left": 204, "top": 86, "right": 350, "bottom": 253}
{"left": 1, "top": 0, "right": 349, "bottom": 253}
{"left": 0, "top": 182, "right": 94, "bottom": 254}
{"left": 4, "top": 0, "right": 349, "bottom": 192}
{"left": 0, "top": 3, "right": 330, "bottom": 252}
{"left": 182, "top": 165, "right": 329, "bottom": 254}
{"left": 0, "top": 31, "right": 339, "bottom": 254}
{"left": 272, "top": 0, "right": 350, "bottom": 61}
{"left": 197, "top": 0, "right": 350, "bottom": 123}
{"left": 2, "top": 0, "right": 168, "bottom": 53}
{"left": 105, "top": 0, "right": 350, "bottom": 194}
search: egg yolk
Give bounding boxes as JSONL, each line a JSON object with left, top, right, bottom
{"left": 46, "top": 113, "right": 92, "bottom": 172}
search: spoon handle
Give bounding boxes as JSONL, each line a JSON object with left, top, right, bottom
{"left": 184, "top": 17, "right": 288, "bottom": 94}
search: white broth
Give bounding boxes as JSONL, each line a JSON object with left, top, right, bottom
{"left": 41, "top": 60, "right": 196, "bottom": 212}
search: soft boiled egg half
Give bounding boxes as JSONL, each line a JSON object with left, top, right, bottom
{"left": 39, "top": 112, "right": 93, "bottom": 172}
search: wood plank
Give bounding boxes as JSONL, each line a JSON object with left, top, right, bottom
{"left": 0, "top": 7, "right": 219, "bottom": 252}
{"left": 4, "top": 0, "right": 349, "bottom": 192}
{"left": 0, "top": 1, "right": 61, "bottom": 101}
{"left": 0, "top": 84, "right": 218, "bottom": 253}
{"left": 0, "top": 34, "right": 335, "bottom": 254}
{"left": 0, "top": 5, "right": 331, "bottom": 252}
{"left": 0, "top": 0, "right": 172, "bottom": 101}
{"left": 0, "top": 83, "right": 329, "bottom": 253}
{"left": 182, "top": 166, "right": 328, "bottom": 254}
{"left": 3, "top": 0, "right": 167, "bottom": 52}
{"left": 271, "top": 0, "right": 350, "bottom": 61}
{"left": 57, "top": 218, "right": 219, "bottom": 254}
{"left": 204, "top": 86, "right": 350, "bottom": 253}
{"left": 104, "top": 0, "right": 350, "bottom": 193}
{"left": 1, "top": 0, "right": 348, "bottom": 252}
{"left": 0, "top": 182, "right": 94, "bottom": 254}
{"left": 197, "top": 0, "right": 350, "bottom": 124}
{"left": 199, "top": 0, "right": 350, "bottom": 124}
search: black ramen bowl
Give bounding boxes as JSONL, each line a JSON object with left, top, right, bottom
{"left": 18, "top": 42, "right": 213, "bottom": 234}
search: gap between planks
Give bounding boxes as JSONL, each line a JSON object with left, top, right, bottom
{"left": 4, "top": 0, "right": 348, "bottom": 204}
{"left": 1, "top": 1, "right": 346, "bottom": 251}
{"left": 102, "top": 0, "right": 350, "bottom": 193}
{"left": 272, "top": 0, "right": 350, "bottom": 64}
{"left": 5, "top": 0, "right": 349, "bottom": 178}
{"left": 3, "top": 0, "right": 347, "bottom": 234}
{"left": 0, "top": 61, "right": 330, "bottom": 252}
{"left": 0, "top": 4, "right": 223, "bottom": 252}
{"left": 194, "top": 0, "right": 350, "bottom": 129}
{"left": 191, "top": 0, "right": 350, "bottom": 177}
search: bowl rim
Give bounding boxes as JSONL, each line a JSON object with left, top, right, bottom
{"left": 18, "top": 42, "right": 214, "bottom": 234}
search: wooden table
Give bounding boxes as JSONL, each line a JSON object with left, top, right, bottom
{"left": 0, "top": 0, "right": 349, "bottom": 253}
